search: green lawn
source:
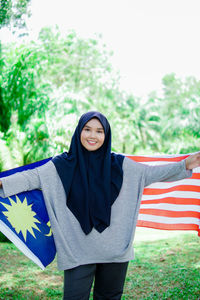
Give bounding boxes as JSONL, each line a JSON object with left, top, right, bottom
{"left": 0, "top": 230, "right": 199, "bottom": 299}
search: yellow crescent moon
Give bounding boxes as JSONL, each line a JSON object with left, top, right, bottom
{"left": 45, "top": 221, "right": 53, "bottom": 236}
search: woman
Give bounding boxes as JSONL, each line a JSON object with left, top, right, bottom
{"left": 0, "top": 111, "right": 200, "bottom": 300}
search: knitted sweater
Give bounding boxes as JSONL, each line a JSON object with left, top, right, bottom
{"left": 0, "top": 157, "right": 192, "bottom": 270}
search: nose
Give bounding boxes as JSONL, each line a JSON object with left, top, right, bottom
{"left": 90, "top": 130, "right": 96, "bottom": 138}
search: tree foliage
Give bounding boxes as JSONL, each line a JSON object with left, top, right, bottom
{"left": 155, "top": 73, "right": 200, "bottom": 153}
{"left": 0, "top": 0, "right": 31, "bottom": 31}
{"left": 0, "top": 27, "right": 200, "bottom": 171}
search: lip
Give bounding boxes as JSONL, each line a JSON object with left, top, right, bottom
{"left": 87, "top": 140, "right": 97, "bottom": 145}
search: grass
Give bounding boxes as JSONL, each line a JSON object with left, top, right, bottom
{"left": 0, "top": 230, "right": 199, "bottom": 299}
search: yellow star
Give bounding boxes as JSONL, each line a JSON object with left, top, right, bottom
{"left": 2, "top": 195, "right": 41, "bottom": 241}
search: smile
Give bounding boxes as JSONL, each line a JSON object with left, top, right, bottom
{"left": 87, "top": 140, "right": 97, "bottom": 145}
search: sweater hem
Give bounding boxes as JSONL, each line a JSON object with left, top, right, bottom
{"left": 57, "top": 254, "right": 135, "bottom": 271}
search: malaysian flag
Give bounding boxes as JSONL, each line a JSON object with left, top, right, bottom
{"left": 127, "top": 154, "right": 200, "bottom": 236}
{"left": 0, "top": 158, "right": 56, "bottom": 269}
{"left": 1, "top": 154, "right": 199, "bottom": 270}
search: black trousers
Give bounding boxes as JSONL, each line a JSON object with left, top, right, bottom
{"left": 63, "top": 262, "right": 129, "bottom": 300}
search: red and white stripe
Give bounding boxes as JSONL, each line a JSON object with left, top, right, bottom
{"left": 127, "top": 154, "right": 200, "bottom": 236}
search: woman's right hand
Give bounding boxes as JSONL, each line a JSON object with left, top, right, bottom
{"left": 0, "top": 180, "right": 2, "bottom": 188}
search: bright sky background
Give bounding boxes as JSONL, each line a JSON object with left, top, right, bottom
{"left": 2, "top": 0, "right": 200, "bottom": 97}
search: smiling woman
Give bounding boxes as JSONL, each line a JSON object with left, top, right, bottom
{"left": 0, "top": 111, "right": 200, "bottom": 300}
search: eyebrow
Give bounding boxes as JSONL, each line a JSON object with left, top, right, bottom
{"left": 84, "top": 125, "right": 104, "bottom": 130}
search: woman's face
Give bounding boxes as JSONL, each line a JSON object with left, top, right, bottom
{"left": 80, "top": 118, "right": 105, "bottom": 151}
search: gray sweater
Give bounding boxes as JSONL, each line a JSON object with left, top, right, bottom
{"left": 0, "top": 157, "right": 192, "bottom": 270}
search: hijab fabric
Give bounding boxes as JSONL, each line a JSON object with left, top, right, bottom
{"left": 52, "top": 111, "right": 124, "bottom": 234}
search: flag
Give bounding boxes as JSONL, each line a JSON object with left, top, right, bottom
{"left": 0, "top": 158, "right": 56, "bottom": 269}
{"left": 1, "top": 154, "right": 200, "bottom": 270}
{"left": 127, "top": 154, "right": 200, "bottom": 237}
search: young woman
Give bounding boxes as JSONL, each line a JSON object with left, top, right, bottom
{"left": 0, "top": 111, "right": 200, "bottom": 300}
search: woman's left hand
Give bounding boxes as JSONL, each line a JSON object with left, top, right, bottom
{"left": 185, "top": 152, "right": 200, "bottom": 170}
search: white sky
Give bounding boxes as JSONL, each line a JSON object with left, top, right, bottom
{"left": 2, "top": 0, "right": 200, "bottom": 97}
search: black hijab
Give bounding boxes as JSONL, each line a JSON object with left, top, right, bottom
{"left": 52, "top": 111, "right": 124, "bottom": 234}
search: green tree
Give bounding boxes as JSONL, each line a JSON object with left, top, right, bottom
{"left": 110, "top": 93, "right": 161, "bottom": 155}
{"left": 1, "top": 41, "right": 53, "bottom": 165}
{"left": 0, "top": 0, "right": 31, "bottom": 31}
{"left": 2, "top": 24, "right": 199, "bottom": 170}
{"left": 35, "top": 28, "right": 125, "bottom": 154}
{"left": 0, "top": 0, "right": 33, "bottom": 168}
{"left": 0, "top": 28, "right": 127, "bottom": 167}
{"left": 149, "top": 73, "right": 200, "bottom": 154}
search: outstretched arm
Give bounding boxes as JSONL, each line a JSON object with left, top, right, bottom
{"left": 0, "top": 168, "right": 41, "bottom": 198}
{"left": 185, "top": 152, "right": 200, "bottom": 170}
{"left": 144, "top": 152, "right": 200, "bottom": 187}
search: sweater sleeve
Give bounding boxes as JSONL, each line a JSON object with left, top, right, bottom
{"left": 0, "top": 168, "right": 41, "bottom": 198}
{"left": 144, "top": 159, "right": 192, "bottom": 187}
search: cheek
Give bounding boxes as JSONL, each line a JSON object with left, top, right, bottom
{"left": 100, "top": 135, "right": 105, "bottom": 145}
{"left": 80, "top": 132, "right": 85, "bottom": 145}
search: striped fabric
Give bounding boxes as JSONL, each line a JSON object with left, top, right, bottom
{"left": 127, "top": 154, "right": 200, "bottom": 236}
